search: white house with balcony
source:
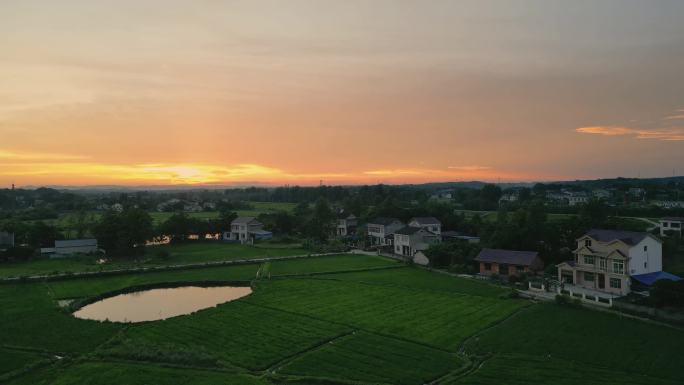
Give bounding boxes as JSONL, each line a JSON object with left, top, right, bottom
{"left": 367, "top": 217, "right": 404, "bottom": 247}
{"left": 223, "top": 217, "right": 272, "bottom": 244}
{"left": 557, "top": 229, "right": 662, "bottom": 296}
{"left": 393, "top": 226, "right": 440, "bottom": 258}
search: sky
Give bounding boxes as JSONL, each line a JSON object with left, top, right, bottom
{"left": 1, "top": 0, "right": 683, "bottom": 187}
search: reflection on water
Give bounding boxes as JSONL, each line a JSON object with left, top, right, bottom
{"left": 73, "top": 286, "right": 252, "bottom": 323}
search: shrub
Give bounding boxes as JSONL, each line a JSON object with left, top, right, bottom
{"left": 555, "top": 294, "right": 581, "bottom": 307}
{"left": 154, "top": 249, "right": 171, "bottom": 260}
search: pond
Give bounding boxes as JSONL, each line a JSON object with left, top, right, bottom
{"left": 73, "top": 286, "right": 252, "bottom": 323}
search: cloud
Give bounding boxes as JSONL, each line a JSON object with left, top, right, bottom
{"left": 447, "top": 165, "right": 492, "bottom": 171}
{"left": 664, "top": 114, "right": 684, "bottom": 120}
{"left": 576, "top": 126, "right": 684, "bottom": 141}
{"left": 0, "top": 149, "right": 89, "bottom": 160}
{"left": 575, "top": 126, "right": 635, "bottom": 136}
{"left": 634, "top": 129, "right": 684, "bottom": 141}
{"left": 363, "top": 169, "right": 422, "bottom": 176}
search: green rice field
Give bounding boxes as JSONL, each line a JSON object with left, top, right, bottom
{"left": 1, "top": 250, "right": 682, "bottom": 384}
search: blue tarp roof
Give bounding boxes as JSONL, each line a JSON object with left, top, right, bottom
{"left": 631, "top": 271, "right": 683, "bottom": 286}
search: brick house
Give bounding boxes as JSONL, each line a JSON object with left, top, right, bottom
{"left": 475, "top": 248, "right": 543, "bottom": 277}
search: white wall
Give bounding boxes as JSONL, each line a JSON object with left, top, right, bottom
{"left": 628, "top": 237, "right": 662, "bottom": 275}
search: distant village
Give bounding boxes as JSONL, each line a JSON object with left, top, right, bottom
{"left": 1, "top": 177, "right": 684, "bottom": 314}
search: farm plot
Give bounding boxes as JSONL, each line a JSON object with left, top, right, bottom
{"left": 456, "top": 353, "right": 680, "bottom": 385}
{"left": 148, "top": 242, "right": 308, "bottom": 263}
{"left": 0, "top": 242, "right": 307, "bottom": 279}
{"left": 5, "top": 361, "right": 269, "bottom": 385}
{"left": 277, "top": 331, "right": 465, "bottom": 385}
{"left": 0, "top": 348, "right": 46, "bottom": 378}
{"left": 465, "top": 304, "right": 684, "bottom": 381}
{"left": 245, "top": 278, "right": 525, "bottom": 350}
{"left": 320, "top": 266, "right": 506, "bottom": 298}
{"left": 46, "top": 254, "right": 397, "bottom": 299}
{"left": 0, "top": 284, "right": 122, "bottom": 354}
{"left": 109, "top": 301, "right": 351, "bottom": 370}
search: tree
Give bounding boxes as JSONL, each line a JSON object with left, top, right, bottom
{"left": 306, "top": 198, "right": 335, "bottom": 241}
{"left": 27, "top": 221, "right": 61, "bottom": 248}
{"left": 158, "top": 213, "right": 193, "bottom": 242}
{"left": 92, "top": 208, "right": 154, "bottom": 255}
{"left": 579, "top": 199, "right": 608, "bottom": 228}
{"left": 481, "top": 184, "right": 502, "bottom": 203}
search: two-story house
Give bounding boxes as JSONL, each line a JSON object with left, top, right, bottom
{"left": 367, "top": 217, "right": 404, "bottom": 247}
{"left": 223, "top": 217, "right": 272, "bottom": 244}
{"left": 557, "top": 229, "right": 662, "bottom": 296}
{"left": 393, "top": 226, "right": 440, "bottom": 257}
{"left": 565, "top": 191, "right": 589, "bottom": 206}
{"left": 660, "top": 217, "right": 683, "bottom": 237}
{"left": 407, "top": 217, "right": 441, "bottom": 236}
{"left": 336, "top": 214, "right": 358, "bottom": 237}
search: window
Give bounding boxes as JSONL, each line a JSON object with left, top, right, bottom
{"left": 584, "top": 255, "right": 595, "bottom": 265}
{"left": 484, "top": 263, "right": 492, "bottom": 271}
{"left": 612, "top": 261, "right": 624, "bottom": 274}
{"left": 644, "top": 262, "right": 648, "bottom": 268}
{"left": 610, "top": 278, "right": 621, "bottom": 289}
{"left": 516, "top": 265, "right": 525, "bottom": 272}
{"left": 599, "top": 258, "right": 607, "bottom": 271}
{"left": 663, "top": 222, "right": 670, "bottom": 228}
{"left": 584, "top": 239, "right": 592, "bottom": 247}
{"left": 644, "top": 245, "right": 648, "bottom": 252}
{"left": 672, "top": 222, "right": 681, "bottom": 228}
{"left": 584, "top": 272, "right": 595, "bottom": 282}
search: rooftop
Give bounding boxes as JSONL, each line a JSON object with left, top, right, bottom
{"left": 409, "top": 217, "right": 441, "bottom": 225}
{"left": 583, "top": 229, "right": 656, "bottom": 246}
{"left": 475, "top": 248, "right": 539, "bottom": 266}
{"left": 232, "top": 217, "right": 260, "bottom": 225}
{"left": 55, "top": 239, "right": 97, "bottom": 248}
{"left": 395, "top": 226, "right": 430, "bottom": 236}
{"left": 368, "top": 217, "right": 402, "bottom": 226}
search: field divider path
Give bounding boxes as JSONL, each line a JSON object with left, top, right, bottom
{"left": 0, "top": 252, "right": 350, "bottom": 284}
{"left": 263, "top": 329, "right": 358, "bottom": 375}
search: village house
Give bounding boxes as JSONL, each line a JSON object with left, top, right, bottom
{"left": 660, "top": 217, "right": 683, "bottom": 237}
{"left": 565, "top": 191, "right": 589, "bottom": 206}
{"left": 592, "top": 189, "right": 611, "bottom": 200}
{"left": 429, "top": 189, "right": 453, "bottom": 201}
{"left": 393, "top": 226, "right": 440, "bottom": 257}
{"left": 367, "top": 217, "right": 404, "bottom": 247}
{"left": 498, "top": 193, "right": 519, "bottom": 205}
{"left": 654, "top": 201, "right": 684, "bottom": 209}
{"left": 223, "top": 217, "right": 272, "bottom": 244}
{"left": 335, "top": 214, "right": 358, "bottom": 237}
{"left": 408, "top": 217, "right": 441, "bottom": 235}
{"left": 557, "top": 229, "right": 663, "bottom": 296}
{"left": 46, "top": 239, "right": 99, "bottom": 257}
{"left": 475, "top": 248, "right": 544, "bottom": 277}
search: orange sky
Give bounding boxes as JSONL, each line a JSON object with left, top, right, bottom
{"left": 1, "top": 1, "right": 683, "bottom": 187}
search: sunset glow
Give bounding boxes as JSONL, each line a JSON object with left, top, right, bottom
{"left": 1, "top": 0, "right": 683, "bottom": 187}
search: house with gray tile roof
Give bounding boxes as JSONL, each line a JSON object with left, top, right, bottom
{"left": 367, "top": 218, "right": 404, "bottom": 247}
{"left": 408, "top": 217, "right": 441, "bottom": 235}
{"left": 475, "top": 248, "right": 543, "bottom": 277}
{"left": 393, "top": 226, "right": 440, "bottom": 257}
{"left": 224, "top": 217, "right": 272, "bottom": 244}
